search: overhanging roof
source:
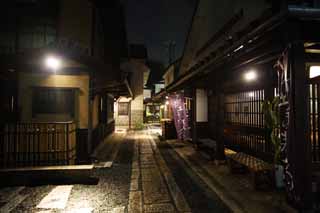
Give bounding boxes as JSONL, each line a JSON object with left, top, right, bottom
{"left": 167, "top": 7, "right": 320, "bottom": 92}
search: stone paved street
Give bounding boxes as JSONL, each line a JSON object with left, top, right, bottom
{"left": 0, "top": 130, "right": 230, "bottom": 213}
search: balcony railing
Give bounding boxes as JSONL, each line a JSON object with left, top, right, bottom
{"left": 0, "top": 122, "right": 76, "bottom": 168}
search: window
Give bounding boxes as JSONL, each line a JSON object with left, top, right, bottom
{"left": 0, "top": 1, "right": 58, "bottom": 54}
{"left": 224, "top": 90, "right": 265, "bottom": 127}
{"left": 118, "top": 102, "right": 129, "bottom": 116}
{"left": 32, "top": 88, "right": 75, "bottom": 117}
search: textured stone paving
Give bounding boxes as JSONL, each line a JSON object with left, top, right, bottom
{"left": 127, "top": 131, "right": 190, "bottom": 213}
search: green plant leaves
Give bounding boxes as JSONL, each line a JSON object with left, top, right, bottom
{"left": 262, "top": 96, "right": 282, "bottom": 164}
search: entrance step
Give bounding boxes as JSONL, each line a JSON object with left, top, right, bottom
{"left": 0, "top": 165, "right": 96, "bottom": 187}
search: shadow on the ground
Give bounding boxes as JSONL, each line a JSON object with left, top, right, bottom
{"left": 0, "top": 176, "right": 99, "bottom": 187}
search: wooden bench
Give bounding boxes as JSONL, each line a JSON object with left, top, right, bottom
{"left": 225, "top": 149, "right": 273, "bottom": 190}
{"left": 198, "top": 138, "right": 217, "bottom": 160}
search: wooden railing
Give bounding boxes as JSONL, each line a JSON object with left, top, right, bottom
{"left": 0, "top": 122, "right": 76, "bottom": 168}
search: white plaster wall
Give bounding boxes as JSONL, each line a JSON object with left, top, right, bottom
{"left": 196, "top": 89, "right": 208, "bottom": 122}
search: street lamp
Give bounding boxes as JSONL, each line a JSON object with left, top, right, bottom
{"left": 45, "top": 56, "right": 61, "bottom": 72}
{"left": 244, "top": 70, "right": 257, "bottom": 82}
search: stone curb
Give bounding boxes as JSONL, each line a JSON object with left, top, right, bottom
{"left": 0, "top": 165, "right": 96, "bottom": 187}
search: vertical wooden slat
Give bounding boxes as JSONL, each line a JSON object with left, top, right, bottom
{"left": 66, "top": 123, "right": 70, "bottom": 165}
{"left": 312, "top": 84, "right": 316, "bottom": 162}
{"left": 27, "top": 124, "right": 30, "bottom": 166}
{"left": 313, "top": 84, "right": 320, "bottom": 161}
{"left": 47, "top": 123, "right": 50, "bottom": 165}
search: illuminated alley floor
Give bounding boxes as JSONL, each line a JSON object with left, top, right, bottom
{"left": 0, "top": 130, "right": 230, "bottom": 213}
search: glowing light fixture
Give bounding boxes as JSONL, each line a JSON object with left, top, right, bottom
{"left": 244, "top": 70, "right": 257, "bottom": 82}
{"left": 309, "top": 66, "right": 320, "bottom": 78}
{"left": 233, "top": 45, "right": 244, "bottom": 53}
{"left": 248, "top": 92, "right": 254, "bottom": 97}
{"left": 45, "top": 56, "right": 61, "bottom": 72}
{"left": 165, "top": 101, "right": 169, "bottom": 105}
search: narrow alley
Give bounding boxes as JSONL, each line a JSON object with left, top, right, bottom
{"left": 0, "top": 128, "right": 228, "bottom": 213}
{"left": 0, "top": 127, "right": 297, "bottom": 213}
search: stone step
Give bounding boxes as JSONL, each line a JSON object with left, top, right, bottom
{"left": 0, "top": 165, "right": 96, "bottom": 187}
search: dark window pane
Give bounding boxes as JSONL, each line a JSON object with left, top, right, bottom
{"left": 118, "top": 102, "right": 129, "bottom": 116}
{"left": 32, "top": 88, "right": 75, "bottom": 116}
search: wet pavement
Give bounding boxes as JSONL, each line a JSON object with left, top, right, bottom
{"left": 0, "top": 129, "right": 230, "bottom": 213}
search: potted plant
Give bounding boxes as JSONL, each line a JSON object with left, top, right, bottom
{"left": 262, "top": 96, "right": 284, "bottom": 188}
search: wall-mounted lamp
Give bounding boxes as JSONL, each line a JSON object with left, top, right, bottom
{"left": 244, "top": 70, "right": 257, "bottom": 82}
{"left": 165, "top": 100, "right": 169, "bottom": 105}
{"left": 45, "top": 56, "right": 61, "bottom": 72}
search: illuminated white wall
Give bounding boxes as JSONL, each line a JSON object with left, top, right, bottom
{"left": 196, "top": 89, "right": 208, "bottom": 122}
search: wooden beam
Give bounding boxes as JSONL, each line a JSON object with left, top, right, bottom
{"left": 216, "top": 89, "right": 226, "bottom": 161}
{"left": 191, "top": 87, "right": 198, "bottom": 147}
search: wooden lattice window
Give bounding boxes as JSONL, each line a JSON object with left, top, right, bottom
{"left": 118, "top": 102, "right": 129, "bottom": 116}
{"left": 223, "top": 90, "right": 273, "bottom": 159}
{"left": 224, "top": 90, "right": 265, "bottom": 128}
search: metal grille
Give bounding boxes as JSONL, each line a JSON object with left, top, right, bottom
{"left": 309, "top": 83, "right": 320, "bottom": 162}
{"left": 224, "top": 90, "right": 273, "bottom": 161}
{"left": 0, "top": 122, "right": 76, "bottom": 168}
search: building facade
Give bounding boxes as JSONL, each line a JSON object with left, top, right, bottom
{"left": 165, "top": 0, "right": 320, "bottom": 210}
{"left": 115, "top": 45, "right": 150, "bottom": 129}
{"left": 0, "top": 0, "right": 129, "bottom": 167}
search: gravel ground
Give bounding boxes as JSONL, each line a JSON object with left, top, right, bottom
{"left": 10, "top": 134, "right": 134, "bottom": 213}
{"left": 1, "top": 130, "right": 232, "bottom": 213}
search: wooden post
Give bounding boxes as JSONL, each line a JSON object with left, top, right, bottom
{"left": 216, "top": 91, "right": 226, "bottom": 161}
{"left": 264, "top": 67, "right": 275, "bottom": 156}
{"left": 129, "top": 100, "right": 132, "bottom": 130}
{"left": 192, "top": 87, "right": 198, "bottom": 147}
{"left": 288, "top": 42, "right": 312, "bottom": 209}
{"left": 66, "top": 123, "right": 70, "bottom": 165}
{"left": 87, "top": 86, "right": 93, "bottom": 157}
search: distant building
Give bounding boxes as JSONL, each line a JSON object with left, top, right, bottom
{"left": 115, "top": 44, "right": 150, "bottom": 129}
{"left": 154, "top": 82, "right": 165, "bottom": 94}
{"left": 143, "top": 89, "right": 152, "bottom": 100}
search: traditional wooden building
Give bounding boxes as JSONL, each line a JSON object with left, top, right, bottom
{"left": 165, "top": 0, "right": 320, "bottom": 210}
{"left": 115, "top": 44, "right": 150, "bottom": 130}
{"left": 0, "top": 0, "right": 130, "bottom": 167}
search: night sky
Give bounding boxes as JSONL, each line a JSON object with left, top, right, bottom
{"left": 123, "top": 0, "right": 197, "bottom": 66}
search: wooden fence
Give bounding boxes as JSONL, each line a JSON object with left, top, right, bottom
{"left": 0, "top": 122, "right": 76, "bottom": 168}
